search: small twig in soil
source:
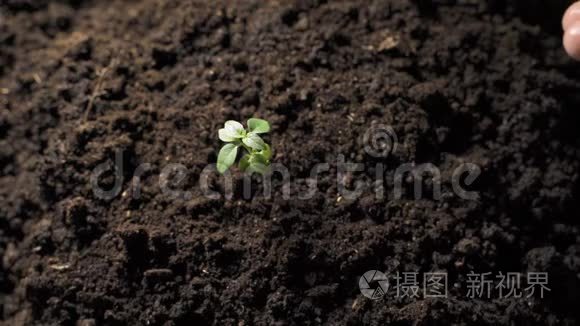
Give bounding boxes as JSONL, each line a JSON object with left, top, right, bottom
{"left": 32, "top": 73, "right": 42, "bottom": 84}
{"left": 84, "top": 59, "right": 116, "bottom": 121}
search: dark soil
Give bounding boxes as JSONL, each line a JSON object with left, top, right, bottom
{"left": 2, "top": 0, "right": 580, "bottom": 325}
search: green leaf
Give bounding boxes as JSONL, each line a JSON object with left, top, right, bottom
{"left": 218, "top": 128, "right": 239, "bottom": 142}
{"left": 252, "top": 152, "right": 268, "bottom": 165}
{"left": 224, "top": 120, "right": 244, "bottom": 133}
{"left": 239, "top": 153, "right": 270, "bottom": 175}
{"left": 247, "top": 118, "right": 270, "bottom": 134}
{"left": 219, "top": 120, "right": 245, "bottom": 142}
{"left": 246, "top": 153, "right": 270, "bottom": 175}
{"left": 247, "top": 161, "right": 269, "bottom": 175}
{"left": 242, "top": 133, "right": 266, "bottom": 150}
{"left": 239, "top": 154, "right": 251, "bottom": 172}
{"left": 217, "top": 143, "right": 239, "bottom": 174}
{"left": 258, "top": 143, "right": 272, "bottom": 161}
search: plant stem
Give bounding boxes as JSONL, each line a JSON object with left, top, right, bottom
{"left": 241, "top": 143, "right": 254, "bottom": 154}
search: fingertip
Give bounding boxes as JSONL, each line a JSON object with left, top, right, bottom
{"left": 563, "top": 2, "right": 580, "bottom": 31}
{"left": 564, "top": 21, "right": 580, "bottom": 60}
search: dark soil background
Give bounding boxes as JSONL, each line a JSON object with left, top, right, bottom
{"left": 2, "top": 0, "right": 580, "bottom": 325}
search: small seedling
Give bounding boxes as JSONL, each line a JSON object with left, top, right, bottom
{"left": 217, "top": 118, "right": 272, "bottom": 174}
